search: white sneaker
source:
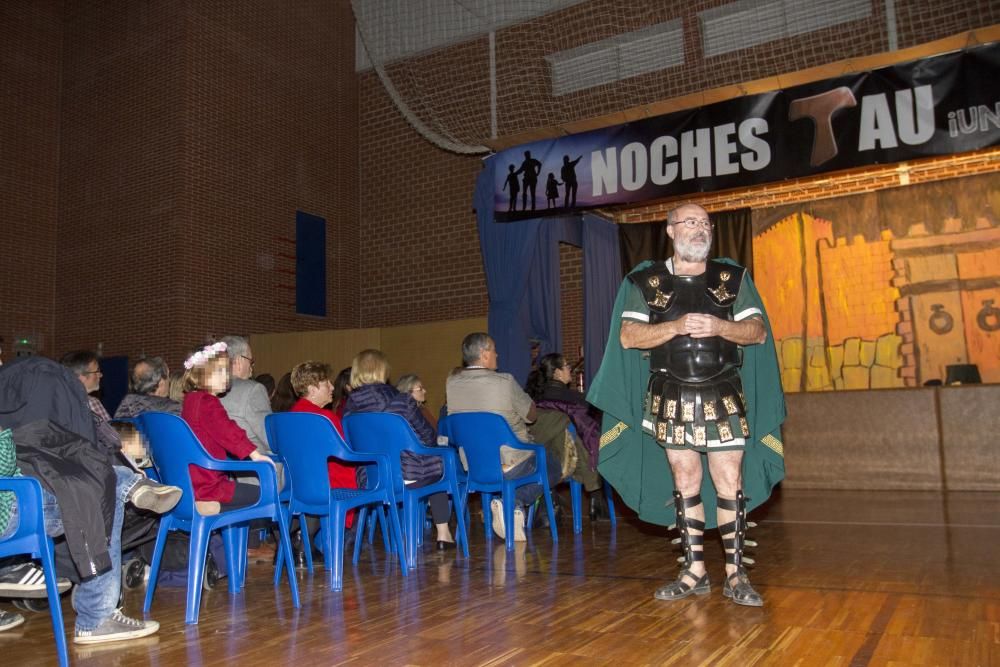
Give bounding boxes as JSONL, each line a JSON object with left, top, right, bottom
{"left": 513, "top": 506, "right": 526, "bottom": 542}
{"left": 127, "top": 480, "right": 182, "bottom": 515}
{"left": 74, "top": 610, "right": 159, "bottom": 645}
{"left": 490, "top": 498, "right": 505, "bottom": 539}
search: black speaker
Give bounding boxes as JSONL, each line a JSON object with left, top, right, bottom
{"left": 944, "top": 364, "right": 981, "bottom": 385}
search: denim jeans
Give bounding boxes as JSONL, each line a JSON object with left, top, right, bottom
{"left": 505, "top": 452, "right": 562, "bottom": 507}
{"left": 6, "top": 466, "right": 140, "bottom": 631}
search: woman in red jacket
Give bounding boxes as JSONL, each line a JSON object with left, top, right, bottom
{"left": 288, "top": 361, "right": 358, "bottom": 528}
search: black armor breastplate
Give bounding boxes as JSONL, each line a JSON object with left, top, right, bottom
{"left": 629, "top": 260, "right": 745, "bottom": 383}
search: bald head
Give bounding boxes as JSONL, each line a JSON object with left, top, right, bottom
{"left": 667, "top": 202, "right": 709, "bottom": 226}
{"left": 132, "top": 357, "right": 170, "bottom": 396}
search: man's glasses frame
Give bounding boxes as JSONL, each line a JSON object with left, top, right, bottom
{"left": 670, "top": 218, "right": 713, "bottom": 230}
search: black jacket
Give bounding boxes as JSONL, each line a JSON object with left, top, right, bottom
{"left": 0, "top": 357, "right": 117, "bottom": 578}
{"left": 113, "top": 393, "right": 181, "bottom": 418}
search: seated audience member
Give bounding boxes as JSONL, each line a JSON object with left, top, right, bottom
{"left": 112, "top": 421, "right": 151, "bottom": 469}
{"left": 284, "top": 361, "right": 360, "bottom": 564}
{"left": 289, "top": 361, "right": 359, "bottom": 515}
{"left": 1, "top": 340, "right": 65, "bottom": 633}
{"left": 446, "top": 333, "right": 561, "bottom": 541}
{"left": 114, "top": 356, "right": 181, "bottom": 418}
{"left": 61, "top": 350, "right": 181, "bottom": 504}
{"left": 167, "top": 369, "right": 185, "bottom": 403}
{"left": 526, "top": 353, "right": 604, "bottom": 507}
{"left": 344, "top": 350, "right": 456, "bottom": 550}
{"left": 1, "top": 356, "right": 175, "bottom": 644}
{"left": 331, "top": 367, "right": 352, "bottom": 419}
{"left": 218, "top": 335, "right": 272, "bottom": 455}
{"left": 396, "top": 374, "right": 437, "bottom": 429}
{"left": 180, "top": 342, "right": 276, "bottom": 560}
{"left": 271, "top": 372, "right": 297, "bottom": 412}
{"left": 255, "top": 373, "right": 276, "bottom": 399}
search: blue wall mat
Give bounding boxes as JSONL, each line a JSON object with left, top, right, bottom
{"left": 99, "top": 355, "right": 129, "bottom": 417}
{"left": 296, "top": 211, "right": 327, "bottom": 317}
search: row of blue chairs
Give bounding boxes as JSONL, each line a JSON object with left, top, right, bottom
{"left": 0, "top": 408, "right": 617, "bottom": 663}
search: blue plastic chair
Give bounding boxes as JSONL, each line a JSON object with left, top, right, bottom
{"left": 265, "top": 412, "right": 408, "bottom": 590}
{"left": 436, "top": 415, "right": 470, "bottom": 526}
{"left": 262, "top": 419, "right": 306, "bottom": 564}
{"left": 0, "top": 477, "right": 68, "bottom": 667}
{"left": 138, "top": 412, "right": 299, "bottom": 624}
{"left": 444, "top": 412, "right": 559, "bottom": 551}
{"left": 343, "top": 413, "right": 468, "bottom": 569}
{"left": 362, "top": 468, "right": 393, "bottom": 551}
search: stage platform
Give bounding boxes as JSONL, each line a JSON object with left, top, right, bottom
{"left": 3, "top": 488, "right": 998, "bottom": 666}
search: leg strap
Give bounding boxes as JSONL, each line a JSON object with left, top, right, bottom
{"left": 717, "top": 490, "right": 747, "bottom": 568}
{"left": 672, "top": 490, "right": 705, "bottom": 564}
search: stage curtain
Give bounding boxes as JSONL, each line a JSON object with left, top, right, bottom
{"left": 712, "top": 207, "right": 754, "bottom": 276}
{"left": 581, "top": 213, "right": 622, "bottom": 386}
{"left": 474, "top": 160, "right": 541, "bottom": 385}
{"left": 618, "top": 207, "right": 753, "bottom": 275}
{"left": 476, "top": 161, "right": 624, "bottom": 387}
{"left": 619, "top": 219, "right": 669, "bottom": 273}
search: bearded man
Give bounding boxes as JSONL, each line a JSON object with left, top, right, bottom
{"left": 589, "top": 202, "right": 786, "bottom": 607}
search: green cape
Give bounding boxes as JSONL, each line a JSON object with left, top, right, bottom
{"left": 587, "top": 258, "right": 786, "bottom": 529}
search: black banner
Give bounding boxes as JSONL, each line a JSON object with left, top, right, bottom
{"left": 492, "top": 43, "right": 1000, "bottom": 219}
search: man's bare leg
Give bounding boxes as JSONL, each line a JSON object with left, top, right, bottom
{"left": 708, "top": 449, "right": 762, "bottom": 606}
{"left": 654, "top": 448, "right": 709, "bottom": 600}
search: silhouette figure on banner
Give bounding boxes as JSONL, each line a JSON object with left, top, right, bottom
{"left": 545, "top": 173, "right": 562, "bottom": 209}
{"left": 561, "top": 154, "right": 582, "bottom": 209}
{"left": 503, "top": 164, "right": 521, "bottom": 212}
{"left": 516, "top": 150, "right": 542, "bottom": 211}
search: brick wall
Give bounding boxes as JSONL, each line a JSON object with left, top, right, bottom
{"left": 357, "top": 72, "right": 486, "bottom": 328}
{"left": 559, "top": 243, "right": 583, "bottom": 367}
{"left": 360, "top": 0, "right": 999, "bottom": 145}
{"left": 56, "top": 0, "right": 187, "bottom": 361}
{"left": 53, "top": 0, "right": 358, "bottom": 365}
{"left": 182, "top": 0, "right": 359, "bottom": 342}
{"left": 0, "top": 1, "right": 63, "bottom": 360}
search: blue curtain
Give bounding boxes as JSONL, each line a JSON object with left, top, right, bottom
{"left": 475, "top": 160, "right": 622, "bottom": 388}
{"left": 581, "top": 213, "right": 622, "bottom": 386}
{"left": 475, "top": 160, "right": 540, "bottom": 384}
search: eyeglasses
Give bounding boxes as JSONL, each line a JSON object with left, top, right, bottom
{"left": 670, "top": 218, "right": 713, "bottom": 230}
{"left": 81, "top": 370, "right": 103, "bottom": 376}
{"left": 240, "top": 355, "right": 255, "bottom": 366}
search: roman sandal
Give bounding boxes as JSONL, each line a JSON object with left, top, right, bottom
{"left": 718, "top": 490, "right": 763, "bottom": 607}
{"left": 654, "top": 491, "right": 710, "bottom": 600}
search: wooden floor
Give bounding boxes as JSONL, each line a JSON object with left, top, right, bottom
{"left": 2, "top": 488, "right": 999, "bottom": 666}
